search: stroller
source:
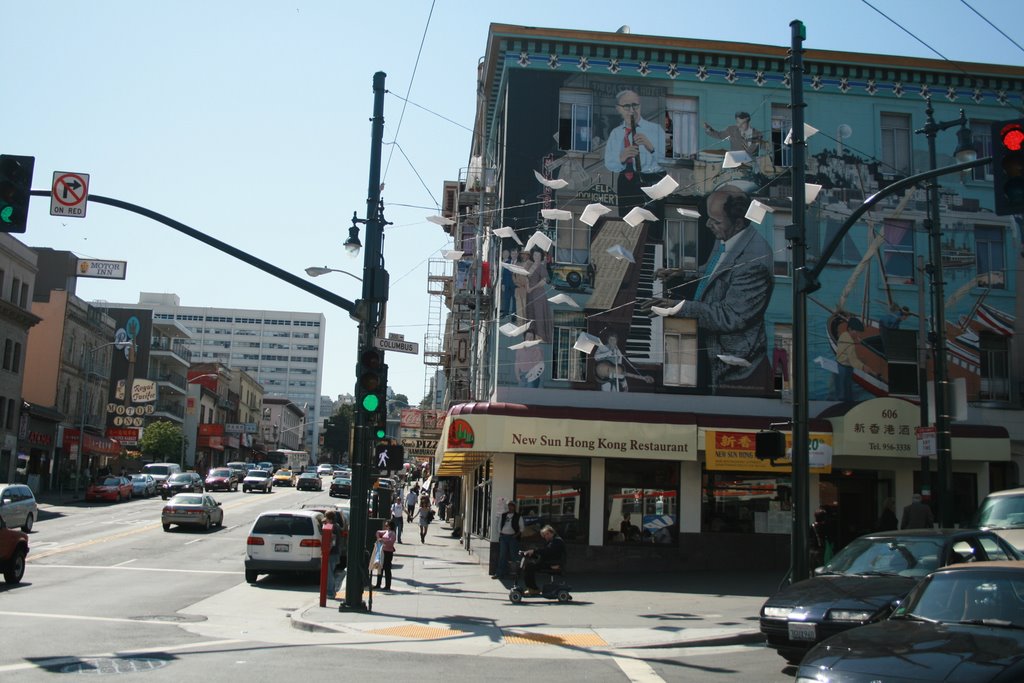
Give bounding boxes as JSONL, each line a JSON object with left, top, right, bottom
{"left": 508, "top": 550, "right": 572, "bottom": 603}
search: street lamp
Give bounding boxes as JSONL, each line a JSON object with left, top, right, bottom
{"left": 916, "top": 97, "right": 976, "bottom": 528}
{"left": 343, "top": 213, "right": 363, "bottom": 257}
{"left": 305, "top": 266, "right": 363, "bottom": 282}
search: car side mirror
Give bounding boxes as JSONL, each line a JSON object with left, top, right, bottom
{"left": 217, "top": 502, "right": 222, "bottom": 507}
{"left": 0, "top": 498, "right": 8, "bottom": 506}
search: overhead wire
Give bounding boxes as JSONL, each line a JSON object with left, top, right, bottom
{"left": 959, "top": 0, "right": 1024, "bottom": 56}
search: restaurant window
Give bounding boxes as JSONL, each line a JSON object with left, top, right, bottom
{"left": 515, "top": 455, "right": 589, "bottom": 544}
{"left": 605, "top": 459, "right": 679, "bottom": 545}
{"left": 558, "top": 89, "right": 592, "bottom": 153}
{"left": 702, "top": 470, "right": 791, "bottom": 534}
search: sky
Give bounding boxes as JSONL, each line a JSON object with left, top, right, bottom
{"left": 5, "top": 1, "right": 1022, "bottom": 406}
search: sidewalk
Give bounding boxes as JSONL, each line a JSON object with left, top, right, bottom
{"left": 290, "top": 519, "right": 784, "bottom": 656}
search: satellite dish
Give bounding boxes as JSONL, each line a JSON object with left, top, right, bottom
{"left": 836, "top": 124, "right": 853, "bottom": 154}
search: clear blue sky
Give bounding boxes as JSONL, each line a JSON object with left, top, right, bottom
{"left": 5, "top": 1, "right": 1021, "bottom": 404}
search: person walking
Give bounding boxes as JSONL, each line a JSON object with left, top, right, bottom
{"left": 405, "top": 488, "right": 418, "bottom": 523}
{"left": 901, "top": 494, "right": 935, "bottom": 529}
{"left": 493, "top": 501, "right": 522, "bottom": 580}
{"left": 390, "top": 498, "right": 405, "bottom": 544}
{"left": 417, "top": 499, "right": 433, "bottom": 543}
{"left": 324, "top": 510, "right": 343, "bottom": 599}
{"left": 876, "top": 497, "right": 898, "bottom": 531}
{"left": 374, "top": 520, "right": 397, "bottom": 591}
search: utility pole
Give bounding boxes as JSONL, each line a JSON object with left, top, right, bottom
{"left": 343, "top": 71, "right": 389, "bottom": 611}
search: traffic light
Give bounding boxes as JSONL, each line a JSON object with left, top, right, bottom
{"left": 374, "top": 441, "right": 404, "bottom": 472}
{"left": 0, "top": 155, "right": 35, "bottom": 234}
{"left": 356, "top": 346, "right": 388, "bottom": 440}
{"left": 992, "top": 119, "right": 1024, "bottom": 216}
{"left": 755, "top": 430, "right": 786, "bottom": 462}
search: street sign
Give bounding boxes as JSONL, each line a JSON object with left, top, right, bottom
{"left": 374, "top": 336, "right": 419, "bottom": 354}
{"left": 50, "top": 171, "right": 89, "bottom": 217}
{"left": 916, "top": 426, "right": 937, "bottom": 457}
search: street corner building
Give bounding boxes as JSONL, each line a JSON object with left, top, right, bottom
{"left": 419, "top": 23, "right": 1024, "bottom": 573}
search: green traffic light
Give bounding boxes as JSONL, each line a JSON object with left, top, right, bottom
{"left": 361, "top": 394, "right": 380, "bottom": 412}
{"left": 374, "top": 428, "right": 386, "bottom": 439}
{"left": 1, "top": 206, "right": 12, "bottom": 223}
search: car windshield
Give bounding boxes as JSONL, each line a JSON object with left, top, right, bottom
{"left": 276, "top": 470, "right": 292, "bottom": 476}
{"left": 824, "top": 536, "right": 946, "bottom": 577}
{"left": 208, "top": 469, "right": 231, "bottom": 477}
{"left": 247, "top": 470, "right": 269, "bottom": 478}
{"left": 168, "top": 473, "right": 190, "bottom": 483}
{"left": 144, "top": 465, "right": 170, "bottom": 476}
{"left": 131, "top": 475, "right": 148, "bottom": 482}
{"left": 171, "top": 495, "right": 203, "bottom": 506}
{"left": 333, "top": 477, "right": 351, "bottom": 484}
{"left": 893, "top": 569, "right": 1024, "bottom": 626}
{"left": 974, "top": 495, "right": 1024, "bottom": 529}
{"left": 299, "top": 473, "right": 316, "bottom": 478}
{"left": 100, "top": 477, "right": 121, "bottom": 486}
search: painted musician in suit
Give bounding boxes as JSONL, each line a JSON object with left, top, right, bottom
{"left": 675, "top": 186, "right": 774, "bottom": 393}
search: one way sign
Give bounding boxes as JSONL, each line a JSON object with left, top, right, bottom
{"left": 50, "top": 171, "right": 90, "bottom": 218}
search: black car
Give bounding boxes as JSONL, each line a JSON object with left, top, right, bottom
{"left": 296, "top": 472, "right": 323, "bottom": 491}
{"left": 160, "top": 472, "right": 205, "bottom": 499}
{"left": 759, "top": 528, "right": 1021, "bottom": 663}
{"left": 329, "top": 476, "right": 351, "bottom": 498}
{"left": 797, "top": 561, "right": 1024, "bottom": 682}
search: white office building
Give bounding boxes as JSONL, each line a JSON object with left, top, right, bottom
{"left": 108, "top": 293, "right": 326, "bottom": 460}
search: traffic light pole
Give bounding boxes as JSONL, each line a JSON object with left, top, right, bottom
{"left": 343, "top": 71, "right": 389, "bottom": 611}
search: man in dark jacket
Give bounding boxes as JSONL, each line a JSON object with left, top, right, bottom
{"left": 901, "top": 493, "right": 935, "bottom": 529}
{"left": 523, "top": 525, "right": 566, "bottom": 595}
{"left": 493, "top": 501, "right": 522, "bottom": 580}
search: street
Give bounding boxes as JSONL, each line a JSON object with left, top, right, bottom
{"left": 0, "top": 484, "right": 797, "bottom": 681}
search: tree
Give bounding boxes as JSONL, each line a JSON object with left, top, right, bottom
{"left": 139, "top": 420, "right": 184, "bottom": 464}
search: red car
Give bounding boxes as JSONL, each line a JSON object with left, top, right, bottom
{"left": 85, "top": 476, "right": 133, "bottom": 502}
{"left": 0, "top": 517, "right": 29, "bottom": 584}
{"left": 204, "top": 468, "right": 238, "bottom": 492}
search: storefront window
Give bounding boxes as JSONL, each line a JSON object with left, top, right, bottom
{"left": 471, "top": 460, "right": 492, "bottom": 538}
{"left": 605, "top": 459, "right": 679, "bottom": 545}
{"left": 702, "top": 470, "right": 792, "bottom": 533}
{"left": 515, "top": 455, "right": 589, "bottom": 544}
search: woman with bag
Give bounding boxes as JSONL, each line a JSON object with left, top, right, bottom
{"left": 417, "top": 499, "right": 432, "bottom": 543}
{"left": 374, "top": 520, "right": 397, "bottom": 591}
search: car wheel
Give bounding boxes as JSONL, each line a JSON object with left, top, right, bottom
{"left": 203, "top": 515, "right": 211, "bottom": 531}
{"left": 162, "top": 523, "right": 171, "bottom": 532}
{"left": 3, "top": 548, "right": 26, "bottom": 584}
{"left": 215, "top": 514, "right": 223, "bottom": 528}
{"left": 245, "top": 569, "right": 258, "bottom": 583}
{"left": 21, "top": 513, "right": 33, "bottom": 533}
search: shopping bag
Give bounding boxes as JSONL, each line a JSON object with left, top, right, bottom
{"left": 368, "top": 540, "right": 383, "bottom": 573}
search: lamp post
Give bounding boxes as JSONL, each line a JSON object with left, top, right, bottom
{"left": 916, "top": 97, "right": 977, "bottom": 528}
{"left": 305, "top": 266, "right": 363, "bottom": 283}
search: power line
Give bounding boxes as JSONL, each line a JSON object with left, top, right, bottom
{"left": 959, "top": 0, "right": 1024, "bottom": 56}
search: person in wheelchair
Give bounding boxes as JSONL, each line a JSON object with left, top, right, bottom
{"left": 522, "top": 525, "right": 566, "bottom": 596}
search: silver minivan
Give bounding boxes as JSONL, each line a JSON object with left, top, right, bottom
{"left": 973, "top": 487, "right": 1024, "bottom": 551}
{"left": 0, "top": 483, "right": 38, "bottom": 532}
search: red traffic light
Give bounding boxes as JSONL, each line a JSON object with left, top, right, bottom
{"left": 1000, "top": 122, "right": 1024, "bottom": 152}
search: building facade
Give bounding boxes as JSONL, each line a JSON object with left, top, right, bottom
{"left": 431, "top": 24, "right": 1024, "bottom": 572}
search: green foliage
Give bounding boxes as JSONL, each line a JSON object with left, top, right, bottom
{"left": 139, "top": 420, "right": 184, "bottom": 463}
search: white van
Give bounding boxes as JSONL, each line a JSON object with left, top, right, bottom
{"left": 973, "top": 487, "right": 1024, "bottom": 551}
{"left": 142, "top": 462, "right": 182, "bottom": 484}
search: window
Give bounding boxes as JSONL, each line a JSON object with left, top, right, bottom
{"left": 11, "top": 342, "right": 21, "bottom": 373}
{"left": 515, "top": 455, "right": 589, "bottom": 544}
{"left": 773, "top": 324, "right": 793, "bottom": 393}
{"left": 971, "top": 120, "right": 994, "bottom": 181}
{"left": 10, "top": 278, "right": 19, "bottom": 304}
{"left": 770, "top": 103, "right": 792, "bottom": 167}
{"left": 664, "top": 215, "right": 698, "bottom": 270}
{"left": 555, "top": 223, "right": 589, "bottom": 265}
{"left": 884, "top": 329, "right": 919, "bottom": 396}
{"left": 702, "top": 471, "right": 791, "bottom": 533}
{"left": 605, "top": 459, "right": 679, "bottom": 545}
{"left": 880, "top": 112, "right": 911, "bottom": 176}
{"left": 975, "top": 225, "right": 1005, "bottom": 289}
{"left": 882, "top": 219, "right": 915, "bottom": 283}
{"left": 558, "top": 89, "right": 592, "bottom": 153}
{"left": 2, "top": 340, "right": 11, "bottom": 371}
{"left": 664, "top": 96, "right": 698, "bottom": 159}
{"left": 979, "top": 332, "right": 1010, "bottom": 401}
{"left": 551, "top": 311, "right": 586, "bottom": 382}
{"left": 823, "top": 217, "right": 862, "bottom": 264}
{"left": 663, "top": 318, "right": 697, "bottom": 387}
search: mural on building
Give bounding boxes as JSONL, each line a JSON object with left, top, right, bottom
{"left": 488, "top": 67, "right": 1016, "bottom": 403}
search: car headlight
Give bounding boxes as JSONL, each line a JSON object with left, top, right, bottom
{"left": 827, "top": 609, "right": 873, "bottom": 622}
{"left": 763, "top": 606, "right": 793, "bottom": 618}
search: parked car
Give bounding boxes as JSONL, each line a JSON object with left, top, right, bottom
{"left": 329, "top": 476, "right": 352, "bottom": 498}
{"left": 272, "top": 469, "right": 296, "bottom": 487}
{"left": 129, "top": 474, "right": 157, "bottom": 498}
{"left": 159, "top": 472, "right": 204, "bottom": 500}
{"left": 0, "top": 483, "right": 38, "bottom": 532}
{"left": 204, "top": 468, "right": 238, "bottom": 492}
{"left": 973, "top": 486, "right": 1024, "bottom": 551}
{"left": 759, "top": 528, "right": 1021, "bottom": 663}
{"left": 242, "top": 469, "right": 274, "bottom": 494}
{"left": 244, "top": 509, "right": 325, "bottom": 582}
{"left": 86, "top": 476, "right": 134, "bottom": 503}
{"left": 161, "top": 493, "right": 224, "bottom": 532}
{"left": 225, "top": 461, "right": 249, "bottom": 484}
{"left": 142, "top": 462, "right": 182, "bottom": 485}
{"left": 797, "top": 561, "right": 1024, "bottom": 682}
{"left": 0, "top": 516, "right": 29, "bottom": 584}
{"left": 316, "top": 464, "right": 334, "bottom": 476}
{"left": 296, "top": 472, "right": 323, "bottom": 491}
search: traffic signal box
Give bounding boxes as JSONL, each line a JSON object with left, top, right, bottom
{"left": 356, "top": 347, "right": 388, "bottom": 440}
{"left": 992, "top": 119, "right": 1024, "bottom": 216}
{"left": 374, "top": 441, "right": 404, "bottom": 472}
{"left": 0, "top": 155, "right": 35, "bottom": 233}
{"left": 755, "top": 430, "right": 786, "bottom": 462}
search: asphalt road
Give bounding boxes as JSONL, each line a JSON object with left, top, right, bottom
{"left": 0, "top": 482, "right": 797, "bottom": 681}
